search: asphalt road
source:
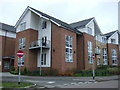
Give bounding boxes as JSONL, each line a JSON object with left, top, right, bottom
{"left": 1, "top": 73, "right": 120, "bottom": 89}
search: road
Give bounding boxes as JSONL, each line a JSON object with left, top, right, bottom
{"left": 1, "top": 73, "right": 120, "bottom": 89}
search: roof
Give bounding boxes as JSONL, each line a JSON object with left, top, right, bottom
{"left": 16, "top": 6, "right": 82, "bottom": 34}
{"left": 0, "top": 22, "right": 16, "bottom": 33}
{"left": 104, "top": 30, "right": 118, "bottom": 39}
{"left": 69, "top": 17, "right": 94, "bottom": 28}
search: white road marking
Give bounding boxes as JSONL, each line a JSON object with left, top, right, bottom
{"left": 47, "top": 81, "right": 55, "bottom": 84}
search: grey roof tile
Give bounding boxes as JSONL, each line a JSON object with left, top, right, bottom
{"left": 69, "top": 18, "right": 94, "bottom": 28}
{"left": 0, "top": 22, "right": 16, "bottom": 33}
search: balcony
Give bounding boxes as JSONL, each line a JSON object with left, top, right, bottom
{"left": 95, "top": 48, "right": 101, "bottom": 55}
{"left": 29, "top": 39, "right": 50, "bottom": 50}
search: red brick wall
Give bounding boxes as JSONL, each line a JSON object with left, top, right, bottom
{"left": 14, "top": 29, "right": 38, "bottom": 70}
{"left": 77, "top": 33, "right": 96, "bottom": 70}
{"left": 51, "top": 23, "right": 77, "bottom": 74}
{"left": 2, "top": 36, "right": 15, "bottom": 57}
{"left": 107, "top": 44, "right": 119, "bottom": 65}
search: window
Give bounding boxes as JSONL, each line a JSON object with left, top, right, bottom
{"left": 111, "top": 38, "right": 116, "bottom": 44}
{"left": 102, "top": 37, "right": 107, "bottom": 43}
{"left": 42, "top": 21, "right": 47, "bottom": 29}
{"left": 19, "top": 38, "right": 25, "bottom": 49}
{"left": 20, "top": 22, "right": 26, "bottom": 31}
{"left": 103, "top": 48, "right": 107, "bottom": 65}
{"left": 111, "top": 49, "right": 117, "bottom": 65}
{"left": 65, "top": 35, "right": 73, "bottom": 62}
{"left": 87, "top": 27, "right": 92, "bottom": 35}
{"left": 88, "top": 41, "right": 93, "bottom": 63}
{"left": 97, "top": 58, "right": 101, "bottom": 65}
{"left": 41, "top": 53, "right": 46, "bottom": 65}
{"left": 18, "top": 57, "right": 24, "bottom": 66}
{"left": 42, "top": 36, "right": 47, "bottom": 46}
{"left": 4, "top": 62, "right": 10, "bottom": 69}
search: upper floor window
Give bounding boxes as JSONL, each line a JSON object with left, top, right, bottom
{"left": 111, "top": 49, "right": 117, "bottom": 65}
{"left": 20, "top": 22, "right": 26, "bottom": 31}
{"left": 65, "top": 35, "right": 73, "bottom": 62}
{"left": 87, "top": 27, "right": 92, "bottom": 35}
{"left": 42, "top": 21, "right": 47, "bottom": 29}
{"left": 102, "top": 37, "right": 107, "bottom": 43}
{"left": 19, "top": 38, "right": 25, "bottom": 50}
{"left": 111, "top": 38, "right": 116, "bottom": 44}
{"left": 88, "top": 41, "right": 93, "bottom": 64}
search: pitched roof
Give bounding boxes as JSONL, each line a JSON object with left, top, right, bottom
{"left": 29, "top": 7, "right": 82, "bottom": 34}
{"left": 69, "top": 17, "right": 94, "bottom": 28}
{"left": 104, "top": 30, "right": 118, "bottom": 39}
{"left": 0, "top": 22, "right": 16, "bottom": 33}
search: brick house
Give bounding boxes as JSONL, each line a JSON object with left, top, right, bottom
{"left": 14, "top": 6, "right": 120, "bottom": 74}
{"left": 0, "top": 23, "right": 16, "bottom": 72}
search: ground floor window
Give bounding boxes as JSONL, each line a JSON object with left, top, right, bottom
{"left": 41, "top": 53, "right": 46, "bottom": 65}
{"left": 97, "top": 58, "right": 101, "bottom": 65}
{"left": 111, "top": 49, "right": 117, "bottom": 65}
{"left": 4, "top": 62, "right": 10, "bottom": 69}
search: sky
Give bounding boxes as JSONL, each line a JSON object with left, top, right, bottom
{"left": 0, "top": 0, "right": 119, "bottom": 34}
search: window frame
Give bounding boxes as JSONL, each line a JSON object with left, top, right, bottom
{"left": 88, "top": 41, "right": 93, "bottom": 64}
{"left": 65, "top": 35, "right": 73, "bottom": 62}
{"left": 19, "top": 38, "right": 26, "bottom": 50}
{"left": 111, "top": 49, "right": 117, "bottom": 65}
{"left": 42, "top": 21, "right": 47, "bottom": 29}
{"left": 20, "top": 22, "right": 26, "bottom": 31}
{"left": 103, "top": 48, "right": 107, "bottom": 65}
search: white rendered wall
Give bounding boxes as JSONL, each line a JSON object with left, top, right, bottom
{"left": 37, "top": 17, "right": 51, "bottom": 67}
{"left": 77, "top": 20, "right": 95, "bottom": 36}
{"left": 108, "top": 32, "right": 119, "bottom": 44}
{"left": 30, "top": 12, "right": 39, "bottom": 30}
{"left": 16, "top": 10, "right": 31, "bottom": 32}
{"left": 86, "top": 21, "right": 95, "bottom": 36}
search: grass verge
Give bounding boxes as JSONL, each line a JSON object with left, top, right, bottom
{"left": 1, "top": 81, "right": 33, "bottom": 88}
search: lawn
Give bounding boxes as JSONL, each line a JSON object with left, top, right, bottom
{"left": 1, "top": 81, "right": 33, "bottom": 88}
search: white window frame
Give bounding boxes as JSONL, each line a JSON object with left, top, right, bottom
{"left": 19, "top": 38, "right": 25, "bottom": 50}
{"left": 20, "top": 22, "right": 26, "bottom": 31}
{"left": 88, "top": 41, "right": 93, "bottom": 64}
{"left": 41, "top": 53, "right": 47, "bottom": 66}
{"left": 87, "top": 27, "right": 92, "bottom": 35}
{"left": 103, "top": 48, "right": 107, "bottom": 65}
{"left": 97, "top": 58, "right": 101, "bottom": 65}
{"left": 65, "top": 35, "right": 73, "bottom": 62}
{"left": 42, "top": 21, "right": 47, "bottom": 29}
{"left": 111, "top": 38, "right": 116, "bottom": 44}
{"left": 111, "top": 49, "right": 117, "bottom": 65}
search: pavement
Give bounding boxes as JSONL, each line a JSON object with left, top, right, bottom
{"left": 1, "top": 72, "right": 120, "bottom": 89}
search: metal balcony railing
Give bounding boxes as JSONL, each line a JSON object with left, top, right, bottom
{"left": 29, "top": 39, "right": 50, "bottom": 49}
{"left": 95, "top": 48, "right": 101, "bottom": 55}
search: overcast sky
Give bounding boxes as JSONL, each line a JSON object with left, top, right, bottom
{"left": 0, "top": 0, "right": 119, "bottom": 34}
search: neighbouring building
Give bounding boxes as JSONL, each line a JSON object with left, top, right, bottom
{"left": 0, "top": 23, "right": 16, "bottom": 72}
{"left": 104, "top": 30, "right": 120, "bottom": 66}
{"left": 14, "top": 6, "right": 120, "bottom": 74}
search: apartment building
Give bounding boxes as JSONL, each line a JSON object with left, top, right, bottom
{"left": 14, "top": 6, "right": 104, "bottom": 74}
{"left": 0, "top": 23, "right": 16, "bottom": 72}
{"left": 14, "top": 6, "right": 120, "bottom": 74}
{"left": 104, "top": 30, "right": 120, "bottom": 66}
{"left": 95, "top": 30, "right": 120, "bottom": 66}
